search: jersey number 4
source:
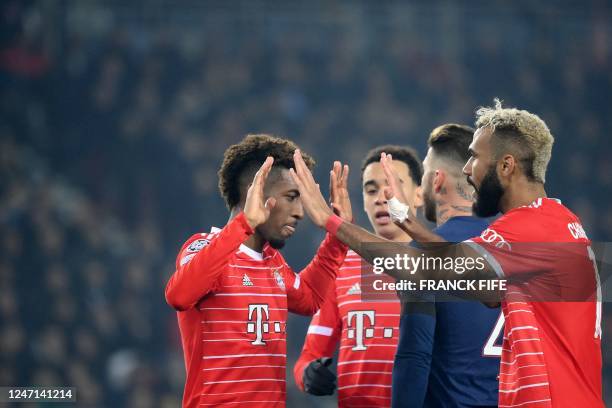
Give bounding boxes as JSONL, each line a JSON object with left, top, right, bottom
{"left": 483, "top": 311, "right": 504, "bottom": 357}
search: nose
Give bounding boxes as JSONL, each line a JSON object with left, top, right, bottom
{"left": 462, "top": 157, "right": 472, "bottom": 176}
{"left": 293, "top": 201, "right": 304, "bottom": 220}
{"left": 375, "top": 188, "right": 387, "bottom": 205}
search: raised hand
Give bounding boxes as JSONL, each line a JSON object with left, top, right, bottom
{"left": 243, "top": 156, "right": 276, "bottom": 228}
{"left": 329, "top": 161, "right": 352, "bottom": 222}
{"left": 289, "top": 149, "right": 333, "bottom": 228}
{"left": 380, "top": 152, "right": 409, "bottom": 205}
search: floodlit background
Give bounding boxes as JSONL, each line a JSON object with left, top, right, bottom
{"left": 1, "top": 0, "right": 610, "bottom": 406}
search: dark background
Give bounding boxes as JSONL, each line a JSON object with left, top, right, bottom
{"left": 0, "top": 0, "right": 610, "bottom": 406}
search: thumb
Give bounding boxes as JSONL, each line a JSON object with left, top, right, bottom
{"left": 265, "top": 197, "right": 276, "bottom": 210}
{"left": 383, "top": 187, "right": 395, "bottom": 200}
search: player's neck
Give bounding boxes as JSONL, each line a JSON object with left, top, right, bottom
{"left": 229, "top": 208, "right": 265, "bottom": 253}
{"left": 435, "top": 203, "right": 472, "bottom": 226}
{"left": 242, "top": 234, "right": 265, "bottom": 253}
{"left": 385, "top": 232, "right": 412, "bottom": 243}
{"left": 434, "top": 181, "right": 473, "bottom": 226}
{"left": 500, "top": 180, "right": 547, "bottom": 213}
{"left": 379, "top": 221, "right": 414, "bottom": 243}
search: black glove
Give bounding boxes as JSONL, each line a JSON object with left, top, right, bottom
{"left": 303, "top": 357, "right": 336, "bottom": 396}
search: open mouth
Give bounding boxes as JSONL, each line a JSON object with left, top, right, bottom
{"left": 375, "top": 210, "right": 391, "bottom": 225}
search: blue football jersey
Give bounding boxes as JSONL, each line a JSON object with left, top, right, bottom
{"left": 393, "top": 216, "right": 501, "bottom": 408}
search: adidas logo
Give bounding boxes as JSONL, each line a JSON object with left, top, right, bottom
{"left": 347, "top": 282, "right": 361, "bottom": 295}
{"left": 242, "top": 274, "right": 253, "bottom": 286}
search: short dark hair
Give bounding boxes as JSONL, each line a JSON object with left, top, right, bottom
{"left": 360, "top": 145, "right": 422, "bottom": 186}
{"left": 218, "top": 134, "right": 315, "bottom": 209}
{"left": 427, "top": 124, "right": 475, "bottom": 165}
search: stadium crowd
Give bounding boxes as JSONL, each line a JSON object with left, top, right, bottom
{"left": 1, "top": 0, "right": 611, "bottom": 406}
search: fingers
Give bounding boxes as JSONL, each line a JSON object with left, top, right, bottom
{"left": 380, "top": 152, "right": 401, "bottom": 195}
{"left": 380, "top": 152, "right": 394, "bottom": 181}
{"left": 289, "top": 167, "right": 306, "bottom": 192}
{"left": 293, "top": 149, "right": 316, "bottom": 185}
{"left": 341, "top": 164, "right": 349, "bottom": 190}
{"left": 293, "top": 149, "right": 310, "bottom": 181}
{"left": 331, "top": 161, "right": 349, "bottom": 191}
{"left": 293, "top": 149, "right": 322, "bottom": 196}
{"left": 264, "top": 197, "right": 276, "bottom": 210}
{"left": 331, "top": 202, "right": 341, "bottom": 216}
{"left": 329, "top": 161, "right": 341, "bottom": 202}
{"left": 384, "top": 186, "right": 394, "bottom": 200}
{"left": 252, "top": 156, "right": 274, "bottom": 190}
{"left": 329, "top": 170, "right": 334, "bottom": 203}
{"left": 394, "top": 219, "right": 412, "bottom": 235}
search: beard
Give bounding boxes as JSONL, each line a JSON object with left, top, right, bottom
{"left": 267, "top": 238, "right": 286, "bottom": 250}
{"left": 423, "top": 185, "right": 437, "bottom": 223}
{"left": 472, "top": 165, "right": 504, "bottom": 217}
{"left": 256, "top": 225, "right": 287, "bottom": 250}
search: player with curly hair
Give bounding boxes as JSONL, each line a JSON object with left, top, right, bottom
{"left": 165, "top": 134, "right": 351, "bottom": 407}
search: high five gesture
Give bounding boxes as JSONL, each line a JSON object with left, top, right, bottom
{"left": 290, "top": 149, "right": 352, "bottom": 227}
{"left": 243, "top": 156, "right": 276, "bottom": 228}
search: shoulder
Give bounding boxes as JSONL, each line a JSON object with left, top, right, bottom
{"left": 486, "top": 198, "right": 574, "bottom": 242}
{"left": 182, "top": 229, "right": 220, "bottom": 250}
{"left": 176, "top": 230, "right": 220, "bottom": 265}
{"left": 435, "top": 216, "right": 489, "bottom": 242}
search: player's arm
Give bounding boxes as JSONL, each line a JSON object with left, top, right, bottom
{"left": 285, "top": 162, "right": 351, "bottom": 315}
{"left": 392, "top": 298, "right": 436, "bottom": 408}
{"left": 293, "top": 287, "right": 342, "bottom": 396}
{"left": 165, "top": 157, "right": 276, "bottom": 311}
{"left": 290, "top": 150, "right": 500, "bottom": 284}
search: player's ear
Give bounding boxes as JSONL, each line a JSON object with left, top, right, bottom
{"left": 433, "top": 170, "right": 445, "bottom": 194}
{"left": 413, "top": 185, "right": 424, "bottom": 208}
{"left": 500, "top": 154, "right": 515, "bottom": 177}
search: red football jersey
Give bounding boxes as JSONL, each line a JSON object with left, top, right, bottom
{"left": 165, "top": 213, "right": 347, "bottom": 408}
{"left": 294, "top": 250, "right": 400, "bottom": 407}
{"left": 466, "top": 198, "right": 603, "bottom": 407}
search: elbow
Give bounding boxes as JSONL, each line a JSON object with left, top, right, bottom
{"left": 304, "top": 296, "right": 323, "bottom": 316}
{"left": 305, "top": 305, "right": 319, "bottom": 316}
{"left": 164, "top": 285, "right": 191, "bottom": 311}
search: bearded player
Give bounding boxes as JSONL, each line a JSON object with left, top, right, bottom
{"left": 165, "top": 134, "right": 351, "bottom": 407}
{"left": 293, "top": 145, "right": 423, "bottom": 407}
{"left": 290, "top": 101, "right": 604, "bottom": 407}
{"left": 392, "top": 124, "right": 499, "bottom": 408}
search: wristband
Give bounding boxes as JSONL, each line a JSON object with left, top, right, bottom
{"left": 325, "top": 214, "right": 344, "bottom": 235}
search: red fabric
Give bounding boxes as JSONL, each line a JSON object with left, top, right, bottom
{"left": 165, "top": 213, "right": 347, "bottom": 407}
{"left": 325, "top": 213, "right": 344, "bottom": 236}
{"left": 468, "top": 198, "right": 603, "bottom": 408}
{"left": 294, "top": 250, "right": 400, "bottom": 407}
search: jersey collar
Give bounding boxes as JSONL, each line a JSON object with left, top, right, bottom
{"left": 210, "top": 226, "right": 264, "bottom": 261}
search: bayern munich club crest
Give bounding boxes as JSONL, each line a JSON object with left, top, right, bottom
{"left": 273, "top": 269, "right": 285, "bottom": 290}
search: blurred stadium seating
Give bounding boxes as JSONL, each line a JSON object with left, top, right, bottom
{"left": 0, "top": 0, "right": 610, "bottom": 406}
